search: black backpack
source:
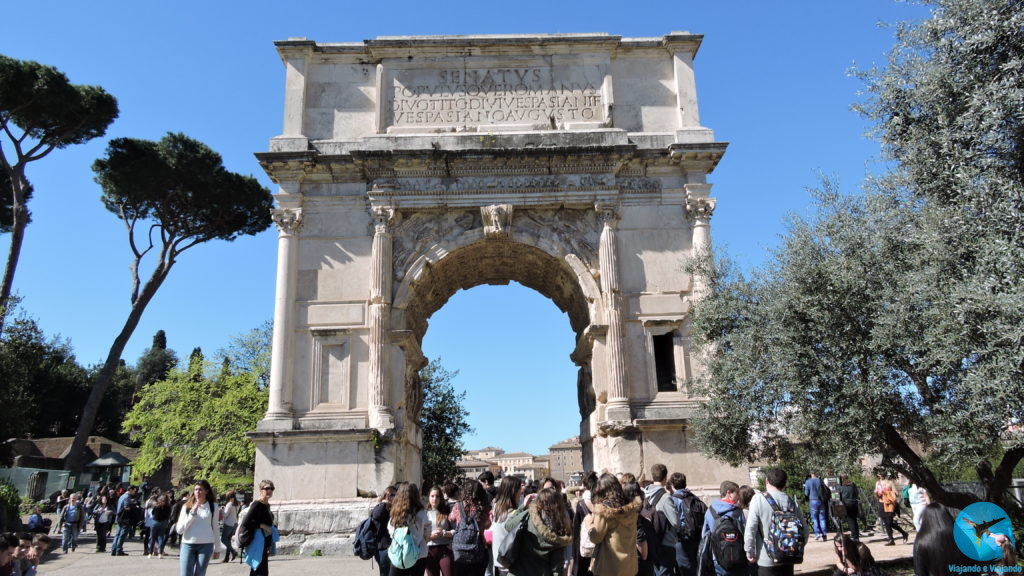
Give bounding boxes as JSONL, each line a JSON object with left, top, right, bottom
{"left": 708, "top": 506, "right": 746, "bottom": 570}
{"left": 675, "top": 491, "right": 708, "bottom": 543}
{"left": 452, "top": 502, "right": 486, "bottom": 564}
{"left": 116, "top": 498, "right": 139, "bottom": 526}
{"left": 641, "top": 490, "right": 670, "bottom": 563}
{"left": 353, "top": 515, "right": 379, "bottom": 560}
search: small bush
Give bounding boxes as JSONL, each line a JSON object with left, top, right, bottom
{"left": 0, "top": 480, "right": 20, "bottom": 525}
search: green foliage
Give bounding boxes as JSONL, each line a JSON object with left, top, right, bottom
{"left": 134, "top": 330, "right": 179, "bottom": 395}
{"left": 123, "top": 356, "right": 268, "bottom": 493}
{"left": 0, "top": 55, "right": 119, "bottom": 148}
{"left": 0, "top": 307, "right": 91, "bottom": 452}
{"left": 65, "top": 133, "right": 273, "bottom": 473}
{"left": 692, "top": 0, "right": 1024, "bottom": 508}
{"left": 89, "top": 359, "right": 137, "bottom": 444}
{"left": 93, "top": 133, "right": 273, "bottom": 246}
{"left": 0, "top": 54, "right": 118, "bottom": 330}
{"left": 418, "top": 358, "right": 473, "bottom": 488}
{"left": 0, "top": 169, "right": 31, "bottom": 233}
{"left": 216, "top": 320, "right": 272, "bottom": 389}
{"left": 0, "top": 479, "right": 19, "bottom": 528}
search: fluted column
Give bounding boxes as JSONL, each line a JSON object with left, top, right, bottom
{"left": 367, "top": 206, "right": 396, "bottom": 431}
{"left": 266, "top": 207, "right": 303, "bottom": 420}
{"left": 597, "top": 203, "right": 631, "bottom": 422}
{"left": 685, "top": 184, "right": 716, "bottom": 300}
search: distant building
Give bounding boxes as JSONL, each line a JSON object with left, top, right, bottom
{"left": 548, "top": 436, "right": 583, "bottom": 485}
{"left": 3, "top": 435, "right": 175, "bottom": 494}
{"left": 455, "top": 458, "right": 496, "bottom": 479}
{"left": 462, "top": 446, "right": 504, "bottom": 461}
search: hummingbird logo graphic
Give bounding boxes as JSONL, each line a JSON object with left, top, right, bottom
{"left": 954, "top": 503, "right": 1014, "bottom": 561}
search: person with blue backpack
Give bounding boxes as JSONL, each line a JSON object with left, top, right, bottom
{"left": 669, "top": 472, "right": 707, "bottom": 576}
{"left": 388, "top": 482, "right": 432, "bottom": 576}
{"left": 700, "top": 481, "right": 747, "bottom": 576}
{"left": 743, "top": 469, "right": 807, "bottom": 576}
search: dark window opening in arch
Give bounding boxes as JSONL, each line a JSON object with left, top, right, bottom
{"left": 653, "top": 332, "right": 677, "bottom": 392}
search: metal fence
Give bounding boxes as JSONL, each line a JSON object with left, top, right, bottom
{"left": 0, "top": 467, "right": 73, "bottom": 502}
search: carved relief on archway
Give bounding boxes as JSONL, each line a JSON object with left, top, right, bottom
{"left": 387, "top": 205, "right": 606, "bottom": 344}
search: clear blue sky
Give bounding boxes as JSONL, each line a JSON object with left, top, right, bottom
{"left": 1, "top": 1, "right": 929, "bottom": 456}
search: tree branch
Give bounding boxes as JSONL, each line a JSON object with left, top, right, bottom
{"left": 892, "top": 356, "right": 937, "bottom": 405}
{"left": 989, "top": 443, "right": 1024, "bottom": 504}
{"left": 1, "top": 123, "right": 25, "bottom": 160}
{"left": 881, "top": 422, "right": 978, "bottom": 508}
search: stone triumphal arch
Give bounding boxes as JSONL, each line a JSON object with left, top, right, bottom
{"left": 253, "top": 33, "right": 736, "bottom": 530}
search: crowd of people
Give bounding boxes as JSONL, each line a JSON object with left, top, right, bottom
{"left": 1, "top": 478, "right": 278, "bottom": 576}
{"left": 360, "top": 466, "right": 1021, "bottom": 576}
{"left": 3, "top": 468, "right": 1020, "bottom": 576}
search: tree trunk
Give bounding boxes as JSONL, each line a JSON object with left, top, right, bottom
{"left": 0, "top": 172, "right": 30, "bottom": 335}
{"left": 64, "top": 263, "right": 173, "bottom": 473}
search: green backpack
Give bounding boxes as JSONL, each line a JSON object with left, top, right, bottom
{"left": 387, "top": 525, "right": 420, "bottom": 569}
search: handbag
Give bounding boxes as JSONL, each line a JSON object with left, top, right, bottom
{"left": 579, "top": 513, "right": 597, "bottom": 558}
{"left": 496, "top": 507, "right": 529, "bottom": 569}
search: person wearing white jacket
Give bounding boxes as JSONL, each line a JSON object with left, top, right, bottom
{"left": 907, "top": 483, "right": 926, "bottom": 531}
{"left": 176, "top": 480, "right": 220, "bottom": 576}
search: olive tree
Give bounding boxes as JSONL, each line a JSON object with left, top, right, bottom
{"left": 691, "top": 0, "right": 1024, "bottom": 509}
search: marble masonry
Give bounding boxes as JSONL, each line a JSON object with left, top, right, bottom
{"left": 252, "top": 32, "right": 741, "bottom": 544}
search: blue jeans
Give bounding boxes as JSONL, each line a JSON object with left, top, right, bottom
{"left": 654, "top": 545, "right": 677, "bottom": 576}
{"left": 180, "top": 542, "right": 214, "bottom": 576}
{"left": 61, "top": 522, "right": 79, "bottom": 551}
{"left": 151, "top": 521, "right": 168, "bottom": 554}
{"left": 809, "top": 500, "right": 827, "bottom": 536}
{"left": 377, "top": 548, "right": 392, "bottom": 576}
{"left": 220, "top": 524, "right": 236, "bottom": 559}
{"left": 675, "top": 540, "right": 699, "bottom": 576}
{"left": 112, "top": 523, "right": 130, "bottom": 554}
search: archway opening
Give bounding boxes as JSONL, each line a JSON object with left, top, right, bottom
{"left": 396, "top": 238, "right": 596, "bottom": 481}
{"left": 422, "top": 282, "right": 579, "bottom": 456}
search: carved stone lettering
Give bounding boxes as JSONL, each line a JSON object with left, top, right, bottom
{"left": 387, "top": 66, "right": 606, "bottom": 128}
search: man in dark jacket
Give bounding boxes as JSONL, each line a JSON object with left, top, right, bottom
{"left": 836, "top": 474, "right": 861, "bottom": 541}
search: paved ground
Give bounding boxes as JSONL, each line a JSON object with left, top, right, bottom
{"left": 32, "top": 528, "right": 914, "bottom": 576}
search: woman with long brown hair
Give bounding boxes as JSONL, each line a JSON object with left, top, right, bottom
{"left": 375, "top": 485, "right": 399, "bottom": 576}
{"left": 389, "top": 482, "right": 431, "bottom": 576}
{"left": 505, "top": 487, "right": 573, "bottom": 576}
{"left": 492, "top": 476, "right": 525, "bottom": 576}
{"left": 448, "top": 478, "right": 493, "bottom": 576}
{"left": 175, "top": 480, "right": 219, "bottom": 576}
{"left": 426, "top": 485, "right": 454, "bottom": 576}
{"left": 588, "top": 474, "right": 642, "bottom": 576}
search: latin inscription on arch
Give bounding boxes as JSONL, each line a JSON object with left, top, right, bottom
{"left": 386, "top": 65, "right": 606, "bottom": 129}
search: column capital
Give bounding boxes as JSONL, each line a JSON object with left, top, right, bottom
{"left": 685, "top": 195, "right": 716, "bottom": 222}
{"left": 595, "top": 202, "right": 620, "bottom": 227}
{"left": 272, "top": 208, "right": 304, "bottom": 235}
{"left": 371, "top": 205, "right": 398, "bottom": 234}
